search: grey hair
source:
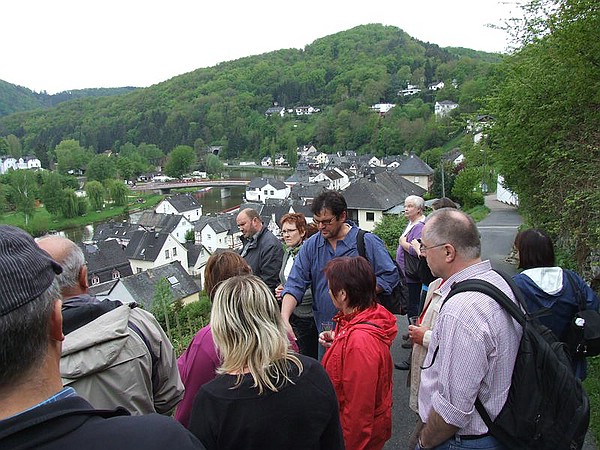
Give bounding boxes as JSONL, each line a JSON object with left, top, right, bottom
{"left": 405, "top": 195, "right": 425, "bottom": 211}
{"left": 0, "top": 279, "right": 60, "bottom": 386}
{"left": 424, "top": 208, "right": 481, "bottom": 259}
{"left": 56, "top": 241, "right": 86, "bottom": 290}
{"left": 211, "top": 275, "right": 302, "bottom": 394}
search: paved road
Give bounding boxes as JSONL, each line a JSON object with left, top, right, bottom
{"left": 385, "top": 195, "right": 522, "bottom": 449}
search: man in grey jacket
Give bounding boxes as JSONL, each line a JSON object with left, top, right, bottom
{"left": 37, "top": 235, "right": 184, "bottom": 416}
{"left": 236, "top": 208, "right": 283, "bottom": 293}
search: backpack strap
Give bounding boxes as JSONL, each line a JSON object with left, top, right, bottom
{"left": 564, "top": 270, "right": 586, "bottom": 312}
{"left": 127, "top": 303, "right": 160, "bottom": 396}
{"left": 356, "top": 229, "right": 367, "bottom": 259}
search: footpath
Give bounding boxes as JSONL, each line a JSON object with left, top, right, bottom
{"left": 384, "top": 195, "right": 596, "bottom": 449}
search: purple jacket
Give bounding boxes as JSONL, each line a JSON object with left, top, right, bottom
{"left": 176, "top": 325, "right": 220, "bottom": 428}
{"left": 396, "top": 221, "right": 424, "bottom": 283}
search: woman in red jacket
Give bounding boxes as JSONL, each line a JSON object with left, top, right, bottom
{"left": 321, "top": 256, "right": 398, "bottom": 450}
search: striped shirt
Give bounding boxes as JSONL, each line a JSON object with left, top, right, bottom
{"left": 418, "top": 260, "right": 522, "bottom": 435}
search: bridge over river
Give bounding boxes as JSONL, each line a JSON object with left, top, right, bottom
{"left": 130, "top": 179, "right": 252, "bottom": 194}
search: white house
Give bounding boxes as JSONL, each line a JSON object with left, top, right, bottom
{"left": 299, "top": 145, "right": 318, "bottom": 158}
{"left": 136, "top": 211, "right": 194, "bottom": 244}
{"left": 185, "top": 242, "right": 211, "bottom": 279}
{"left": 310, "top": 168, "right": 350, "bottom": 191}
{"left": 194, "top": 214, "right": 240, "bottom": 253}
{"left": 265, "top": 106, "right": 285, "bottom": 117}
{"left": 435, "top": 100, "right": 459, "bottom": 118}
{"left": 245, "top": 177, "right": 290, "bottom": 203}
{"left": 400, "top": 84, "right": 421, "bottom": 96}
{"left": 295, "top": 105, "right": 320, "bottom": 115}
{"left": 261, "top": 156, "right": 273, "bottom": 167}
{"left": 274, "top": 154, "right": 286, "bottom": 166}
{"left": 315, "top": 152, "right": 330, "bottom": 166}
{"left": 370, "top": 103, "right": 396, "bottom": 114}
{"left": 428, "top": 81, "right": 445, "bottom": 91}
{"left": 0, "top": 157, "right": 17, "bottom": 174}
{"left": 155, "top": 193, "right": 202, "bottom": 223}
{"left": 125, "top": 230, "right": 189, "bottom": 274}
{"left": 0, "top": 156, "right": 42, "bottom": 174}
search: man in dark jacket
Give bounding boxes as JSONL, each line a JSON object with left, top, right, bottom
{"left": 0, "top": 225, "right": 204, "bottom": 450}
{"left": 236, "top": 208, "right": 283, "bottom": 292}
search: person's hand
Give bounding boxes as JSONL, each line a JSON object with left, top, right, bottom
{"left": 283, "top": 318, "right": 297, "bottom": 342}
{"left": 318, "top": 330, "right": 335, "bottom": 348}
{"left": 275, "top": 284, "right": 284, "bottom": 301}
{"left": 408, "top": 324, "right": 429, "bottom": 346}
{"left": 410, "top": 238, "right": 421, "bottom": 256}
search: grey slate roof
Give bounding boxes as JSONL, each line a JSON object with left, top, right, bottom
{"left": 394, "top": 154, "right": 434, "bottom": 176}
{"left": 194, "top": 214, "right": 237, "bottom": 235}
{"left": 125, "top": 230, "right": 170, "bottom": 262}
{"left": 136, "top": 211, "right": 186, "bottom": 234}
{"left": 290, "top": 181, "right": 329, "bottom": 200}
{"left": 93, "top": 222, "right": 138, "bottom": 242}
{"left": 184, "top": 242, "right": 209, "bottom": 267}
{"left": 343, "top": 171, "right": 426, "bottom": 211}
{"left": 80, "top": 239, "right": 133, "bottom": 284}
{"left": 165, "top": 193, "right": 201, "bottom": 213}
{"left": 246, "top": 177, "right": 287, "bottom": 190}
{"left": 115, "top": 261, "right": 199, "bottom": 310}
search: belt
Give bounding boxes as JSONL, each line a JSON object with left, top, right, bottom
{"left": 457, "top": 433, "right": 490, "bottom": 440}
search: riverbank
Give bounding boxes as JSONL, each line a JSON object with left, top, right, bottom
{"left": 1, "top": 191, "right": 164, "bottom": 237}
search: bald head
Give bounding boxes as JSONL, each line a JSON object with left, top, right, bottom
{"left": 236, "top": 208, "right": 262, "bottom": 239}
{"left": 37, "top": 235, "right": 87, "bottom": 296}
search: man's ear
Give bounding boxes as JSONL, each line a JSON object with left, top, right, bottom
{"left": 79, "top": 265, "right": 89, "bottom": 290}
{"left": 50, "top": 299, "right": 64, "bottom": 342}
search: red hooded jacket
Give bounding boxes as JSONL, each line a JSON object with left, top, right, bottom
{"left": 322, "top": 303, "right": 398, "bottom": 450}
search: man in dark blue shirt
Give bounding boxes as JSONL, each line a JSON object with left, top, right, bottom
{"left": 281, "top": 191, "right": 399, "bottom": 359}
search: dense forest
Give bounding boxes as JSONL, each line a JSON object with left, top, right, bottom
{"left": 0, "top": 24, "right": 502, "bottom": 167}
{"left": 0, "top": 81, "right": 137, "bottom": 118}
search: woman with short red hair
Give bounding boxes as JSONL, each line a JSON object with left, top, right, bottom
{"left": 320, "top": 256, "right": 398, "bottom": 450}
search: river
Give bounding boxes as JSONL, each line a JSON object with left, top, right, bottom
{"left": 60, "top": 170, "right": 287, "bottom": 243}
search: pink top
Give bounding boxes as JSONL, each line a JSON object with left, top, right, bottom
{"left": 175, "top": 325, "right": 220, "bottom": 428}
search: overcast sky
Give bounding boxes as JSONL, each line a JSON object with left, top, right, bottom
{"left": 1, "top": 0, "right": 521, "bottom": 94}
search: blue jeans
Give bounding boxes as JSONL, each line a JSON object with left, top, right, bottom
{"left": 417, "top": 435, "right": 504, "bottom": 450}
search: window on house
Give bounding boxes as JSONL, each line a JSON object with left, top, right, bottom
{"left": 366, "top": 212, "right": 375, "bottom": 222}
{"left": 165, "top": 249, "right": 170, "bottom": 259}
{"left": 91, "top": 275, "right": 100, "bottom": 285}
{"left": 112, "top": 270, "right": 120, "bottom": 280}
{"left": 136, "top": 268, "right": 142, "bottom": 273}
{"left": 173, "top": 247, "right": 177, "bottom": 256}
{"left": 270, "top": 190, "right": 274, "bottom": 195}
{"left": 414, "top": 176, "right": 420, "bottom": 183}
{"left": 263, "top": 189, "right": 268, "bottom": 195}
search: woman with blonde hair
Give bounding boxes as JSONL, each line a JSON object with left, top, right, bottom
{"left": 188, "top": 275, "right": 344, "bottom": 450}
{"left": 175, "top": 251, "right": 251, "bottom": 428}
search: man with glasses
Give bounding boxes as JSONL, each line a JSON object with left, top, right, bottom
{"left": 236, "top": 208, "right": 283, "bottom": 293}
{"left": 280, "top": 190, "right": 399, "bottom": 360}
{"left": 412, "top": 209, "right": 521, "bottom": 450}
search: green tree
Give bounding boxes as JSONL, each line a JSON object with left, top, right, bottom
{"left": 152, "top": 278, "right": 174, "bottom": 340}
{"left": 7, "top": 170, "right": 38, "bottom": 225}
{"left": 54, "top": 139, "right": 93, "bottom": 175}
{"left": 451, "top": 167, "right": 483, "bottom": 209}
{"left": 185, "top": 229, "right": 195, "bottom": 242}
{"left": 86, "top": 154, "right": 117, "bottom": 182}
{"left": 5, "top": 134, "right": 22, "bottom": 158}
{"left": 106, "top": 179, "right": 128, "bottom": 206}
{"left": 60, "top": 188, "right": 79, "bottom": 218}
{"left": 492, "top": 0, "right": 600, "bottom": 273}
{"left": 205, "top": 153, "right": 224, "bottom": 176}
{"left": 0, "top": 137, "right": 9, "bottom": 156}
{"left": 165, "top": 145, "right": 195, "bottom": 179}
{"left": 41, "top": 172, "right": 65, "bottom": 217}
{"left": 85, "top": 181, "right": 105, "bottom": 211}
{"left": 372, "top": 214, "right": 407, "bottom": 256}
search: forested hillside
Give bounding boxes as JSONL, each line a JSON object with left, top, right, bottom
{"left": 0, "top": 24, "right": 502, "bottom": 167}
{"left": 0, "top": 80, "right": 137, "bottom": 117}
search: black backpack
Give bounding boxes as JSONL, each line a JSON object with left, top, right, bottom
{"left": 356, "top": 229, "right": 408, "bottom": 315}
{"left": 445, "top": 272, "right": 590, "bottom": 450}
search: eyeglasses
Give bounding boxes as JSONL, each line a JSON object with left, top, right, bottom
{"left": 313, "top": 217, "right": 336, "bottom": 226}
{"left": 281, "top": 228, "right": 298, "bottom": 234}
{"left": 417, "top": 238, "right": 447, "bottom": 252}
